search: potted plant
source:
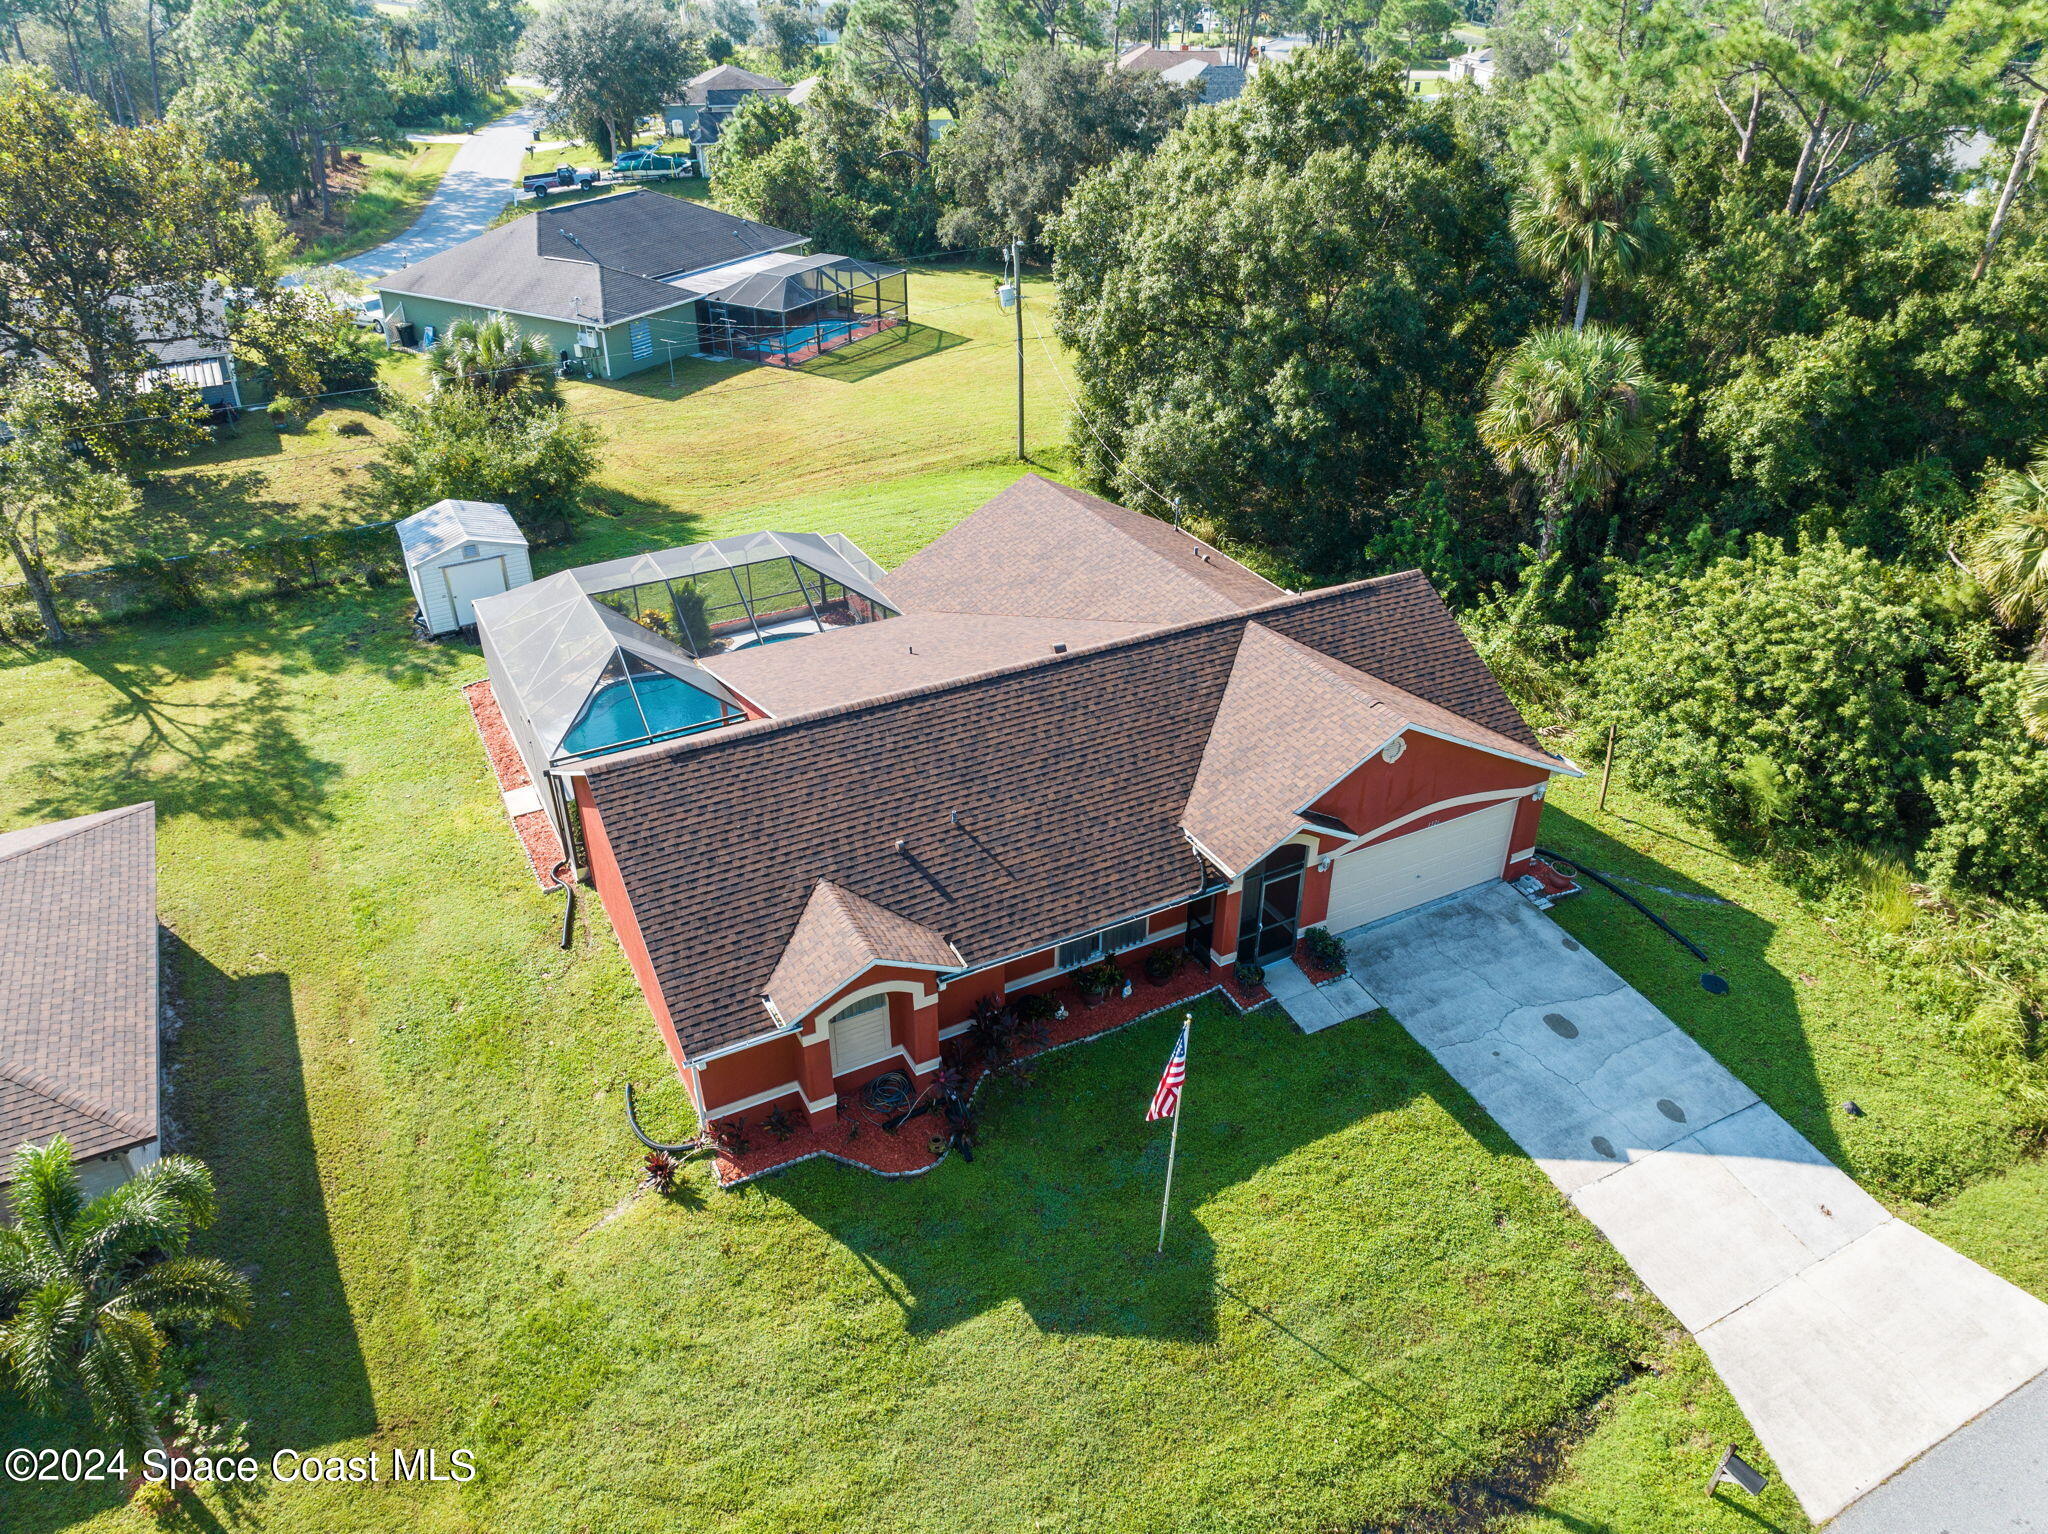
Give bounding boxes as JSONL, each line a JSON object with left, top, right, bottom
{"left": 1074, "top": 959, "right": 1123, "bottom": 1008}
{"left": 1234, "top": 959, "right": 1266, "bottom": 993}
{"left": 1143, "top": 947, "right": 1182, "bottom": 986}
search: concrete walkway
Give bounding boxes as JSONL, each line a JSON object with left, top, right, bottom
{"left": 340, "top": 100, "right": 548, "bottom": 280}
{"left": 1342, "top": 881, "right": 2048, "bottom": 1523}
{"left": 1262, "top": 956, "right": 1378, "bottom": 1034}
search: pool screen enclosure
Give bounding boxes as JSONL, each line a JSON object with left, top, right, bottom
{"left": 693, "top": 254, "right": 909, "bottom": 367}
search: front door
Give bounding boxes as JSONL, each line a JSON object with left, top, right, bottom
{"left": 1237, "top": 843, "right": 1307, "bottom": 964}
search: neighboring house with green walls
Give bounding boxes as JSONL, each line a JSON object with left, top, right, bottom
{"left": 375, "top": 191, "right": 806, "bottom": 380}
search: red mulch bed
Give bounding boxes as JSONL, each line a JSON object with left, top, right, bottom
{"left": 464, "top": 679, "right": 569, "bottom": 891}
{"left": 1525, "top": 858, "right": 1583, "bottom": 900}
{"left": 1291, "top": 936, "right": 1348, "bottom": 985}
{"left": 707, "top": 958, "right": 1273, "bottom": 1187}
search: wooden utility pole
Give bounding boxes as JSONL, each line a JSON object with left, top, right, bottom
{"left": 1011, "top": 239, "right": 1026, "bottom": 461}
{"left": 1598, "top": 724, "right": 1617, "bottom": 813}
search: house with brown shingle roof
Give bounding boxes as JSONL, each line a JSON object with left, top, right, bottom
{"left": 0, "top": 803, "right": 160, "bottom": 1195}
{"left": 505, "top": 476, "right": 1575, "bottom": 1139}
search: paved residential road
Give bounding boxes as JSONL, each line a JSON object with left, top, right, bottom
{"left": 340, "top": 100, "right": 547, "bottom": 280}
{"left": 1341, "top": 882, "right": 2048, "bottom": 1524}
{"left": 1825, "top": 1370, "right": 2048, "bottom": 1533}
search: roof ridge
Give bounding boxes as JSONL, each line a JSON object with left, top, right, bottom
{"left": 0, "top": 1056, "right": 153, "bottom": 1139}
{"left": 582, "top": 572, "right": 1430, "bottom": 775}
{"left": 0, "top": 802, "right": 154, "bottom": 866}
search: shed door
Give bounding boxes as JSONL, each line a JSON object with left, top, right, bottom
{"left": 443, "top": 556, "right": 509, "bottom": 627}
{"left": 827, "top": 994, "right": 894, "bottom": 1077}
{"left": 1324, "top": 799, "right": 1517, "bottom": 934}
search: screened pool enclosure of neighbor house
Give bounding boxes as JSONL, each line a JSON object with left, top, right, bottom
{"left": 681, "top": 253, "right": 909, "bottom": 367}
{"left": 473, "top": 530, "right": 898, "bottom": 858}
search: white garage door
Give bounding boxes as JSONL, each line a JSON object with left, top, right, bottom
{"left": 1324, "top": 799, "right": 1518, "bottom": 934}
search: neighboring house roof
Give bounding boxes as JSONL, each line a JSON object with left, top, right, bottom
{"left": 1159, "top": 57, "right": 1246, "bottom": 100}
{"left": 787, "top": 76, "right": 822, "bottom": 106}
{"left": 378, "top": 192, "right": 805, "bottom": 327}
{"left": 681, "top": 64, "right": 791, "bottom": 103}
{"left": 1182, "top": 624, "right": 1559, "bottom": 875}
{"left": 584, "top": 568, "right": 1554, "bottom": 1058}
{"left": 884, "top": 475, "right": 1284, "bottom": 625}
{"left": 397, "top": 499, "right": 525, "bottom": 568}
{"left": 0, "top": 804, "right": 158, "bottom": 1179}
{"left": 1117, "top": 45, "right": 1227, "bottom": 71}
{"left": 764, "top": 882, "right": 959, "bottom": 1025}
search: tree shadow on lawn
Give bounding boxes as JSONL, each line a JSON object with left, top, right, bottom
{"left": 777, "top": 1001, "right": 1537, "bottom": 1347}
{"left": 15, "top": 584, "right": 462, "bottom": 835}
{"left": 1537, "top": 805, "right": 1839, "bottom": 1167}
{"left": 794, "top": 322, "right": 969, "bottom": 383}
{"left": 165, "top": 937, "right": 379, "bottom": 1492}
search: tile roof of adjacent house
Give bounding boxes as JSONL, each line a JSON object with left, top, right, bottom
{"left": 682, "top": 64, "right": 792, "bottom": 102}
{"left": 583, "top": 569, "right": 1553, "bottom": 1058}
{"left": 0, "top": 804, "right": 158, "bottom": 1179}
{"left": 883, "top": 474, "right": 1285, "bottom": 625}
{"left": 1182, "top": 624, "right": 1561, "bottom": 875}
{"left": 378, "top": 192, "right": 806, "bottom": 326}
{"left": 1117, "top": 44, "right": 1227, "bottom": 71}
{"left": 764, "top": 882, "right": 960, "bottom": 1026}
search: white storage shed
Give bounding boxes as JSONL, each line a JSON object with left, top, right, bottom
{"left": 397, "top": 500, "right": 533, "bottom": 636}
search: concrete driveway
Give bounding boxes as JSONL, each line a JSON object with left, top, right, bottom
{"left": 340, "top": 101, "right": 547, "bottom": 280}
{"left": 1342, "top": 881, "right": 2048, "bottom": 1522}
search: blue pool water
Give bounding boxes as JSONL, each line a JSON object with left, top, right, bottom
{"left": 561, "top": 674, "right": 727, "bottom": 757}
{"left": 759, "top": 319, "right": 860, "bottom": 355}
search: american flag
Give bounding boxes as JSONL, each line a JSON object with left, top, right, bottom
{"left": 1147, "top": 1023, "right": 1189, "bottom": 1122}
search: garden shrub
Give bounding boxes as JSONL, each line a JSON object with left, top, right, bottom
{"left": 1586, "top": 536, "right": 1957, "bottom": 843}
{"left": 1925, "top": 662, "right": 2048, "bottom": 906}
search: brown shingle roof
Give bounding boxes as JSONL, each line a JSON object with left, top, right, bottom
{"left": 0, "top": 804, "right": 158, "bottom": 1177}
{"left": 883, "top": 475, "right": 1283, "bottom": 625}
{"left": 584, "top": 571, "right": 1551, "bottom": 1058}
{"left": 701, "top": 612, "right": 1150, "bottom": 716}
{"left": 1183, "top": 625, "right": 1564, "bottom": 875}
{"left": 764, "top": 882, "right": 959, "bottom": 1024}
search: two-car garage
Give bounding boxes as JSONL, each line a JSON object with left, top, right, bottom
{"left": 1322, "top": 798, "right": 1520, "bottom": 934}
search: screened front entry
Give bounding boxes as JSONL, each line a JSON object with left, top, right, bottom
{"left": 1238, "top": 844, "right": 1308, "bottom": 964}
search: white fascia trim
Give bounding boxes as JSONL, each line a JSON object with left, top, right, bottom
{"left": 1325, "top": 786, "right": 1535, "bottom": 859}
{"left": 1408, "top": 723, "right": 1582, "bottom": 778}
{"left": 798, "top": 977, "right": 935, "bottom": 1043}
{"left": 702, "top": 1079, "right": 809, "bottom": 1118}
{"left": 1180, "top": 828, "right": 1243, "bottom": 882}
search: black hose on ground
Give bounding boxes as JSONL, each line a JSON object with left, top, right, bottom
{"left": 556, "top": 862, "right": 576, "bottom": 949}
{"left": 624, "top": 1082, "right": 701, "bottom": 1155}
{"left": 1535, "top": 846, "right": 1730, "bottom": 995}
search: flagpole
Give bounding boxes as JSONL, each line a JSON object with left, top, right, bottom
{"left": 1157, "top": 1015, "right": 1190, "bottom": 1255}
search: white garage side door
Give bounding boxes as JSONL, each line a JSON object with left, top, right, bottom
{"left": 443, "top": 556, "right": 509, "bottom": 627}
{"left": 1325, "top": 799, "right": 1519, "bottom": 934}
{"left": 828, "top": 994, "right": 895, "bottom": 1076}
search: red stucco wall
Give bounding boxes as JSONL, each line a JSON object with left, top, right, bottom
{"left": 576, "top": 777, "right": 686, "bottom": 1075}
{"left": 1314, "top": 733, "right": 1548, "bottom": 846}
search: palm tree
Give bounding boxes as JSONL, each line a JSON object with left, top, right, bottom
{"left": 1511, "top": 125, "right": 1671, "bottom": 331}
{"left": 0, "top": 1139, "right": 250, "bottom": 1453}
{"left": 1478, "top": 323, "right": 1660, "bottom": 558}
{"left": 425, "top": 316, "right": 562, "bottom": 410}
{"left": 1966, "top": 448, "right": 2048, "bottom": 740}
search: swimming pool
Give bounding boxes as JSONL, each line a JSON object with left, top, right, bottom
{"left": 561, "top": 673, "right": 729, "bottom": 757}
{"left": 723, "top": 616, "right": 823, "bottom": 649}
{"left": 752, "top": 319, "right": 861, "bottom": 357}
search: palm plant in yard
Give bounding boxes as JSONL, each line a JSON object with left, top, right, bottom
{"left": 0, "top": 1139, "right": 250, "bottom": 1453}
{"left": 1511, "top": 124, "right": 1671, "bottom": 331}
{"left": 425, "top": 315, "right": 562, "bottom": 410}
{"left": 1478, "top": 323, "right": 1660, "bottom": 558}
{"left": 1967, "top": 447, "right": 2048, "bottom": 739}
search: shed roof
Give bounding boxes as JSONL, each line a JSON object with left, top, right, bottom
{"left": 0, "top": 804, "right": 158, "bottom": 1178}
{"left": 397, "top": 499, "right": 525, "bottom": 568}
{"left": 378, "top": 192, "right": 805, "bottom": 325}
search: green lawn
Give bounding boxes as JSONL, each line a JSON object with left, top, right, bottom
{"left": 296, "top": 141, "right": 462, "bottom": 267}
{"left": 132, "top": 265, "right": 1064, "bottom": 566}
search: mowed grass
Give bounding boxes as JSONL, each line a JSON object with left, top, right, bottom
{"left": 0, "top": 574, "right": 1664, "bottom": 1532}
{"left": 132, "top": 264, "right": 1066, "bottom": 561}
{"left": 297, "top": 140, "right": 463, "bottom": 267}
